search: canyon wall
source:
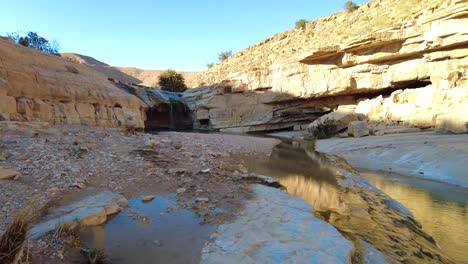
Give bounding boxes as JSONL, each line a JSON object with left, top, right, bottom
{"left": 186, "top": 0, "right": 468, "bottom": 133}
{"left": 0, "top": 37, "right": 147, "bottom": 128}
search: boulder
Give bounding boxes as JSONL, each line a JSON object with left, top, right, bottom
{"left": 348, "top": 121, "right": 369, "bottom": 137}
{"left": 435, "top": 114, "right": 468, "bottom": 134}
{"left": 307, "top": 106, "right": 366, "bottom": 138}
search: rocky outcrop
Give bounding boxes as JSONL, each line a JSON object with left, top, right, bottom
{"left": 316, "top": 132, "right": 468, "bottom": 187}
{"left": 188, "top": 0, "right": 468, "bottom": 133}
{"left": 0, "top": 37, "right": 147, "bottom": 128}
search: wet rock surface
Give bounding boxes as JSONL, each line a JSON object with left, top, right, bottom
{"left": 29, "top": 192, "right": 128, "bottom": 239}
{"left": 201, "top": 184, "right": 354, "bottom": 264}
{"left": 316, "top": 132, "right": 468, "bottom": 187}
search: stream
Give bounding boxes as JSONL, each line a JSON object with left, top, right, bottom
{"left": 361, "top": 171, "right": 468, "bottom": 263}
{"left": 244, "top": 139, "right": 468, "bottom": 263}
{"left": 81, "top": 134, "right": 467, "bottom": 263}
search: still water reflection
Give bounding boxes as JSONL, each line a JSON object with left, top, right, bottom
{"left": 245, "top": 140, "right": 467, "bottom": 263}
{"left": 80, "top": 195, "right": 214, "bottom": 264}
{"left": 362, "top": 172, "right": 468, "bottom": 263}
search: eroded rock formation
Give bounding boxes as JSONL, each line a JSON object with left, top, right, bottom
{"left": 187, "top": 0, "right": 468, "bottom": 133}
{"left": 0, "top": 37, "right": 147, "bottom": 128}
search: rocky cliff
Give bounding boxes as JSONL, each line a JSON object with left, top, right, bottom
{"left": 186, "top": 0, "right": 468, "bottom": 133}
{"left": 0, "top": 37, "right": 146, "bottom": 128}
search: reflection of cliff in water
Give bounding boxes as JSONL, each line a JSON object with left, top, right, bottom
{"left": 244, "top": 140, "right": 455, "bottom": 264}
{"left": 363, "top": 172, "right": 468, "bottom": 263}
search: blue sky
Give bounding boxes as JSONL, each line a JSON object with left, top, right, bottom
{"left": 1, "top": 0, "right": 367, "bottom": 71}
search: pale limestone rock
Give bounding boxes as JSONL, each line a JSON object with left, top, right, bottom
{"left": 0, "top": 37, "right": 146, "bottom": 128}
{"left": 185, "top": 1, "right": 468, "bottom": 134}
{"left": 435, "top": 114, "right": 468, "bottom": 134}
{"left": 348, "top": 121, "right": 369, "bottom": 137}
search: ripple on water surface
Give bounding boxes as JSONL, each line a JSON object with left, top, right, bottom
{"left": 80, "top": 195, "right": 214, "bottom": 264}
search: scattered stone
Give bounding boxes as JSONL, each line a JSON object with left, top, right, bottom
{"left": 145, "top": 138, "right": 159, "bottom": 149}
{"left": 200, "top": 168, "right": 210, "bottom": 174}
{"left": 0, "top": 168, "right": 19, "bottom": 180}
{"left": 153, "top": 240, "right": 163, "bottom": 247}
{"left": 73, "top": 181, "right": 86, "bottom": 189}
{"left": 47, "top": 187, "right": 59, "bottom": 193}
{"left": 168, "top": 168, "right": 187, "bottom": 174}
{"left": 176, "top": 188, "right": 186, "bottom": 194}
{"left": 183, "top": 152, "right": 195, "bottom": 157}
{"left": 173, "top": 142, "right": 183, "bottom": 149}
{"left": 142, "top": 195, "right": 155, "bottom": 202}
{"left": 348, "top": 121, "right": 369, "bottom": 138}
{"left": 195, "top": 197, "right": 209, "bottom": 203}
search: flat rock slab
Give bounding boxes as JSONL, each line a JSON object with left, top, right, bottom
{"left": 317, "top": 133, "right": 468, "bottom": 187}
{"left": 201, "top": 184, "right": 353, "bottom": 264}
{"left": 29, "top": 191, "right": 128, "bottom": 239}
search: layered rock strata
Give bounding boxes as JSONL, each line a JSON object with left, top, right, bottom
{"left": 0, "top": 37, "right": 147, "bottom": 128}
{"left": 188, "top": 0, "right": 468, "bottom": 133}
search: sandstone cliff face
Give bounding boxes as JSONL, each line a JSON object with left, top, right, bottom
{"left": 0, "top": 38, "right": 147, "bottom": 128}
{"left": 188, "top": 0, "right": 468, "bottom": 133}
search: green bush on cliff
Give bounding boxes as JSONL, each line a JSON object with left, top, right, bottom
{"left": 158, "top": 70, "right": 187, "bottom": 93}
{"left": 218, "top": 50, "right": 232, "bottom": 62}
{"left": 295, "top": 19, "right": 309, "bottom": 29}
{"left": 344, "top": 1, "right": 359, "bottom": 12}
{"left": 7, "top": 31, "right": 60, "bottom": 54}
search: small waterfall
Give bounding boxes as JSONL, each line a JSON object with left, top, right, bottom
{"left": 144, "top": 89, "right": 192, "bottom": 130}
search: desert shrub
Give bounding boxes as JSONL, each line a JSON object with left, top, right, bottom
{"left": 295, "top": 19, "right": 309, "bottom": 29}
{"left": 218, "top": 50, "right": 232, "bottom": 62}
{"left": 311, "top": 119, "right": 338, "bottom": 139}
{"left": 344, "top": 1, "right": 359, "bottom": 12}
{"left": 158, "top": 69, "right": 187, "bottom": 92}
{"left": 0, "top": 202, "right": 36, "bottom": 263}
{"left": 207, "top": 62, "right": 214, "bottom": 69}
{"left": 7, "top": 31, "right": 60, "bottom": 54}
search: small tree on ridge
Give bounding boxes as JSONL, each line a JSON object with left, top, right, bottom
{"left": 218, "top": 50, "right": 232, "bottom": 62}
{"left": 295, "top": 19, "right": 308, "bottom": 29}
{"left": 158, "top": 70, "right": 187, "bottom": 93}
{"left": 344, "top": 1, "right": 359, "bottom": 12}
{"left": 7, "top": 31, "right": 60, "bottom": 54}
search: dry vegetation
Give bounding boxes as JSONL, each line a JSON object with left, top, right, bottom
{"left": 0, "top": 202, "right": 36, "bottom": 264}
